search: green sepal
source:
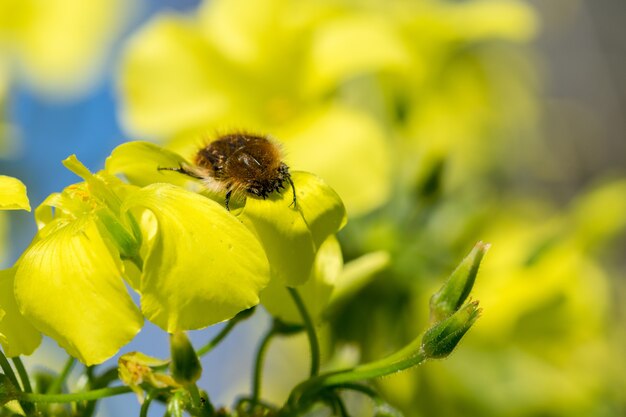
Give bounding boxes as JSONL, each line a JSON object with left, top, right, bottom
{"left": 94, "top": 206, "right": 140, "bottom": 259}
{"left": 170, "top": 332, "right": 202, "bottom": 386}
{"left": 421, "top": 301, "right": 481, "bottom": 359}
{"left": 429, "top": 241, "right": 489, "bottom": 323}
{"left": 61, "top": 155, "right": 143, "bottom": 254}
{"left": 167, "top": 390, "right": 188, "bottom": 417}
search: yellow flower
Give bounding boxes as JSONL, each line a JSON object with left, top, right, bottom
{"left": 0, "top": 0, "right": 134, "bottom": 96}
{"left": 0, "top": 176, "right": 40, "bottom": 357}
{"left": 13, "top": 152, "right": 273, "bottom": 364}
{"left": 119, "top": 0, "right": 537, "bottom": 216}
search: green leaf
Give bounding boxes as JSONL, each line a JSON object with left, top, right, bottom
{"left": 0, "top": 374, "right": 19, "bottom": 406}
{"left": 122, "top": 184, "right": 270, "bottom": 332}
{"left": 0, "top": 175, "right": 30, "bottom": 211}
{"left": 14, "top": 216, "right": 144, "bottom": 365}
{"left": 0, "top": 268, "right": 41, "bottom": 357}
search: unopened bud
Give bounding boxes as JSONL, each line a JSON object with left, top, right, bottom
{"left": 421, "top": 301, "right": 480, "bottom": 359}
{"left": 430, "top": 242, "right": 489, "bottom": 323}
{"left": 170, "top": 331, "right": 202, "bottom": 385}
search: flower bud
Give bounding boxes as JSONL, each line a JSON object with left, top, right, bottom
{"left": 170, "top": 331, "right": 202, "bottom": 385}
{"left": 429, "top": 242, "right": 489, "bottom": 323}
{"left": 118, "top": 352, "right": 177, "bottom": 402}
{"left": 421, "top": 301, "right": 481, "bottom": 359}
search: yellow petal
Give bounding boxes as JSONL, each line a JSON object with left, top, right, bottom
{"left": 119, "top": 16, "right": 234, "bottom": 137}
{"left": 0, "top": 268, "right": 41, "bottom": 357}
{"left": 261, "top": 236, "right": 343, "bottom": 324}
{"left": 304, "top": 14, "right": 411, "bottom": 95}
{"left": 0, "top": 175, "right": 30, "bottom": 211}
{"left": 283, "top": 105, "right": 391, "bottom": 216}
{"left": 14, "top": 217, "right": 143, "bottom": 365}
{"left": 122, "top": 184, "right": 270, "bottom": 332}
{"left": 105, "top": 141, "right": 191, "bottom": 188}
{"left": 11, "top": 0, "right": 133, "bottom": 96}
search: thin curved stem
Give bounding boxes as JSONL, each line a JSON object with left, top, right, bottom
{"left": 20, "top": 385, "right": 132, "bottom": 403}
{"left": 140, "top": 390, "right": 158, "bottom": 417}
{"left": 251, "top": 325, "right": 278, "bottom": 404}
{"left": 11, "top": 357, "right": 32, "bottom": 393}
{"left": 0, "top": 349, "right": 20, "bottom": 389}
{"left": 287, "top": 287, "right": 320, "bottom": 377}
{"left": 197, "top": 307, "right": 255, "bottom": 357}
{"left": 197, "top": 320, "right": 237, "bottom": 357}
{"left": 47, "top": 356, "right": 76, "bottom": 394}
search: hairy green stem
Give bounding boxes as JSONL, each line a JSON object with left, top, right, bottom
{"left": 287, "top": 287, "right": 320, "bottom": 377}
{"left": 47, "top": 356, "right": 76, "bottom": 394}
{"left": 20, "top": 386, "right": 132, "bottom": 403}
{"left": 285, "top": 350, "right": 427, "bottom": 413}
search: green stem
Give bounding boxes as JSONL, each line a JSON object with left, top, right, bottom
{"left": 251, "top": 325, "right": 277, "bottom": 404}
{"left": 11, "top": 357, "right": 32, "bottom": 393}
{"left": 287, "top": 287, "right": 320, "bottom": 377}
{"left": 20, "top": 386, "right": 132, "bottom": 403}
{"left": 285, "top": 350, "right": 427, "bottom": 413}
{"left": 140, "top": 390, "right": 158, "bottom": 417}
{"left": 187, "top": 383, "right": 214, "bottom": 417}
{"left": 332, "top": 394, "right": 350, "bottom": 417}
{"left": 47, "top": 356, "right": 76, "bottom": 394}
{"left": 196, "top": 307, "right": 255, "bottom": 357}
{"left": 1, "top": 352, "right": 36, "bottom": 415}
{"left": 197, "top": 320, "right": 237, "bottom": 357}
{"left": 0, "top": 349, "right": 20, "bottom": 389}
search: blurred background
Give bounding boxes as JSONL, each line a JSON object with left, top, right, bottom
{"left": 1, "top": 0, "right": 625, "bottom": 416}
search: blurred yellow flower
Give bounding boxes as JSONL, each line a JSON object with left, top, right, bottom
{"left": 119, "top": 0, "right": 537, "bottom": 216}
{"left": 0, "top": 0, "right": 135, "bottom": 97}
